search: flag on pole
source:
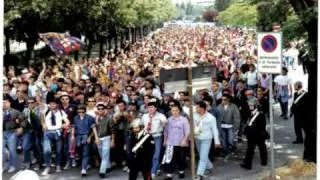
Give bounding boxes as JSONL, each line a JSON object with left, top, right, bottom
{"left": 39, "top": 32, "right": 84, "bottom": 55}
{"left": 200, "top": 33, "right": 206, "bottom": 48}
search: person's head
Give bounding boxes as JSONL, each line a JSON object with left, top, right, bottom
{"left": 3, "top": 95, "right": 11, "bottom": 110}
{"left": 96, "top": 103, "right": 106, "bottom": 116}
{"left": 212, "top": 82, "right": 219, "bottom": 92}
{"left": 106, "top": 105, "right": 114, "bottom": 113}
{"left": 117, "top": 100, "right": 127, "bottom": 112}
{"left": 247, "top": 98, "right": 259, "bottom": 111}
{"left": 125, "top": 85, "right": 134, "bottom": 96}
{"left": 128, "top": 101, "right": 138, "bottom": 112}
{"left": 170, "top": 105, "right": 181, "bottom": 117}
{"left": 130, "top": 119, "right": 144, "bottom": 134}
{"left": 245, "top": 89, "right": 254, "bottom": 98}
{"left": 77, "top": 104, "right": 86, "bottom": 116}
{"left": 281, "top": 67, "right": 288, "bottom": 75}
{"left": 147, "top": 98, "right": 158, "bottom": 115}
{"left": 236, "top": 80, "right": 245, "bottom": 90}
{"left": 17, "top": 89, "right": 27, "bottom": 99}
{"left": 221, "top": 93, "right": 232, "bottom": 105}
{"left": 294, "top": 81, "right": 303, "bottom": 91}
{"left": 257, "top": 88, "right": 264, "bottom": 97}
{"left": 145, "top": 79, "right": 155, "bottom": 89}
{"left": 196, "top": 101, "right": 207, "bottom": 114}
{"left": 222, "top": 79, "right": 229, "bottom": 88}
{"left": 249, "top": 64, "right": 255, "bottom": 72}
{"left": 202, "top": 95, "right": 214, "bottom": 109}
{"left": 27, "top": 97, "right": 37, "bottom": 110}
{"left": 87, "top": 97, "right": 96, "bottom": 108}
{"left": 60, "top": 92, "right": 70, "bottom": 105}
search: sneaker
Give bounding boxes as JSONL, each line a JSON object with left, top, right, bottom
{"left": 240, "top": 163, "right": 252, "bottom": 170}
{"left": 87, "top": 164, "right": 91, "bottom": 170}
{"left": 63, "top": 163, "right": 70, "bottom": 170}
{"left": 157, "top": 169, "right": 162, "bottom": 175}
{"left": 8, "top": 166, "right": 16, "bottom": 173}
{"left": 31, "top": 158, "right": 37, "bottom": 165}
{"left": 151, "top": 174, "right": 156, "bottom": 179}
{"left": 122, "top": 166, "right": 129, "bottom": 172}
{"left": 41, "top": 167, "right": 50, "bottom": 176}
{"left": 99, "top": 173, "right": 106, "bottom": 178}
{"left": 51, "top": 163, "right": 56, "bottom": 167}
{"left": 224, "top": 154, "right": 230, "bottom": 162}
{"left": 72, "top": 159, "right": 77, "bottom": 167}
{"left": 56, "top": 166, "right": 61, "bottom": 172}
{"left": 195, "top": 175, "right": 203, "bottom": 180}
{"left": 22, "top": 163, "right": 31, "bottom": 170}
{"left": 33, "top": 164, "right": 40, "bottom": 171}
{"left": 81, "top": 169, "right": 87, "bottom": 176}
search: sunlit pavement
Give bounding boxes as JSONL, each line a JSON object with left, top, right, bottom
{"left": 3, "top": 66, "right": 308, "bottom": 180}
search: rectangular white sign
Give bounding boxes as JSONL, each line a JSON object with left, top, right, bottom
{"left": 257, "top": 32, "right": 282, "bottom": 74}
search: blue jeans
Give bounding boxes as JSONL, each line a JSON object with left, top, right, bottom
{"left": 3, "top": 131, "right": 18, "bottom": 168}
{"left": 22, "top": 131, "right": 43, "bottom": 165}
{"left": 43, "top": 130, "right": 62, "bottom": 167}
{"left": 76, "top": 134, "right": 90, "bottom": 170}
{"left": 195, "top": 139, "right": 213, "bottom": 176}
{"left": 221, "top": 128, "right": 235, "bottom": 154}
{"left": 63, "top": 132, "right": 72, "bottom": 165}
{"left": 97, "top": 136, "right": 111, "bottom": 174}
{"left": 151, "top": 136, "right": 162, "bottom": 175}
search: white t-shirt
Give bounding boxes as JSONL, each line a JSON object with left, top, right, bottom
{"left": 274, "top": 75, "right": 292, "bottom": 86}
{"left": 245, "top": 71, "right": 260, "bottom": 86}
{"left": 141, "top": 112, "right": 167, "bottom": 137}
{"left": 45, "top": 110, "right": 68, "bottom": 130}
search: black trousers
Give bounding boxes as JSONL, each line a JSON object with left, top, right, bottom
{"left": 112, "top": 130, "right": 126, "bottom": 167}
{"left": 163, "top": 146, "right": 187, "bottom": 174}
{"left": 293, "top": 115, "right": 304, "bottom": 142}
{"left": 303, "top": 129, "right": 316, "bottom": 163}
{"left": 129, "top": 163, "right": 152, "bottom": 180}
{"left": 243, "top": 137, "right": 267, "bottom": 168}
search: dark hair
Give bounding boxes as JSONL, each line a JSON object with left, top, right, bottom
{"left": 77, "top": 104, "right": 86, "bottom": 111}
{"left": 202, "top": 96, "right": 213, "bottom": 106}
{"left": 196, "top": 101, "right": 207, "bottom": 110}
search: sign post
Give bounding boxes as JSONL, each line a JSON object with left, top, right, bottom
{"left": 257, "top": 32, "right": 282, "bottom": 179}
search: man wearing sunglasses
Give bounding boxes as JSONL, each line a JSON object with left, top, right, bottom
{"left": 21, "top": 97, "right": 45, "bottom": 170}
{"left": 95, "top": 103, "right": 115, "bottom": 178}
{"left": 71, "top": 105, "right": 99, "bottom": 176}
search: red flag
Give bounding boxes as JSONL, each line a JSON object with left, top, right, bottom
{"left": 200, "top": 33, "right": 206, "bottom": 48}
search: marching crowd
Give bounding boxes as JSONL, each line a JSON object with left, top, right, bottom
{"left": 3, "top": 25, "right": 305, "bottom": 180}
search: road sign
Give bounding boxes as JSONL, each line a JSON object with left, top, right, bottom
{"left": 257, "top": 32, "right": 282, "bottom": 74}
{"left": 160, "top": 66, "right": 216, "bottom": 94}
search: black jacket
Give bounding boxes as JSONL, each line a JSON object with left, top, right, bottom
{"left": 127, "top": 130, "right": 154, "bottom": 168}
{"left": 244, "top": 110, "right": 268, "bottom": 140}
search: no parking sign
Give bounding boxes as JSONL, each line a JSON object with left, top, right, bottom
{"left": 257, "top": 32, "right": 282, "bottom": 74}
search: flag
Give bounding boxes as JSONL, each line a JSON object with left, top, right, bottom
{"left": 39, "top": 32, "right": 84, "bottom": 55}
{"left": 200, "top": 33, "right": 206, "bottom": 48}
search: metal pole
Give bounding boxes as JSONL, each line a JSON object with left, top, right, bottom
{"left": 269, "top": 74, "right": 275, "bottom": 178}
{"left": 188, "top": 62, "right": 196, "bottom": 180}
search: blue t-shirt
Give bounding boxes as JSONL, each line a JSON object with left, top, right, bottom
{"left": 74, "top": 114, "right": 95, "bottom": 136}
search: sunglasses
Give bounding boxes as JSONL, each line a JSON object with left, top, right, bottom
{"left": 28, "top": 101, "right": 35, "bottom": 104}
{"left": 61, "top": 98, "right": 69, "bottom": 101}
{"left": 88, "top": 100, "right": 95, "bottom": 103}
{"left": 78, "top": 111, "right": 85, "bottom": 114}
{"left": 97, "top": 108, "right": 105, "bottom": 111}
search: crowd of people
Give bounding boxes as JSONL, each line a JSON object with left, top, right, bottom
{"left": 3, "top": 24, "right": 304, "bottom": 180}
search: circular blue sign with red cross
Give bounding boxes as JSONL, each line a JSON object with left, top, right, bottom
{"left": 261, "top": 35, "right": 278, "bottom": 53}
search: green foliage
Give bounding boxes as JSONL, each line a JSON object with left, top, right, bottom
{"left": 217, "top": 2, "right": 258, "bottom": 26}
{"left": 215, "top": 0, "right": 231, "bottom": 12}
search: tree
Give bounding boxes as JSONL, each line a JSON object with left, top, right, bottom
{"left": 186, "top": 2, "right": 193, "bottom": 15}
{"left": 202, "top": 10, "right": 219, "bottom": 22}
{"left": 215, "top": 0, "right": 231, "bottom": 12}
{"left": 217, "top": 2, "right": 257, "bottom": 27}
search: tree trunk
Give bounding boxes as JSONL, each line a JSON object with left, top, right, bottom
{"left": 87, "top": 39, "right": 93, "bottom": 60}
{"left": 99, "top": 37, "right": 105, "bottom": 59}
{"left": 25, "top": 39, "right": 35, "bottom": 64}
{"left": 115, "top": 34, "right": 118, "bottom": 50}
{"left": 5, "top": 36, "right": 10, "bottom": 55}
{"left": 131, "top": 28, "right": 135, "bottom": 43}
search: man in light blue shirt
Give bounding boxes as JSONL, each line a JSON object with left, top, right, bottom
{"left": 193, "top": 101, "right": 221, "bottom": 180}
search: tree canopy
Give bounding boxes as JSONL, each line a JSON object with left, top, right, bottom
{"left": 216, "top": 2, "right": 257, "bottom": 27}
